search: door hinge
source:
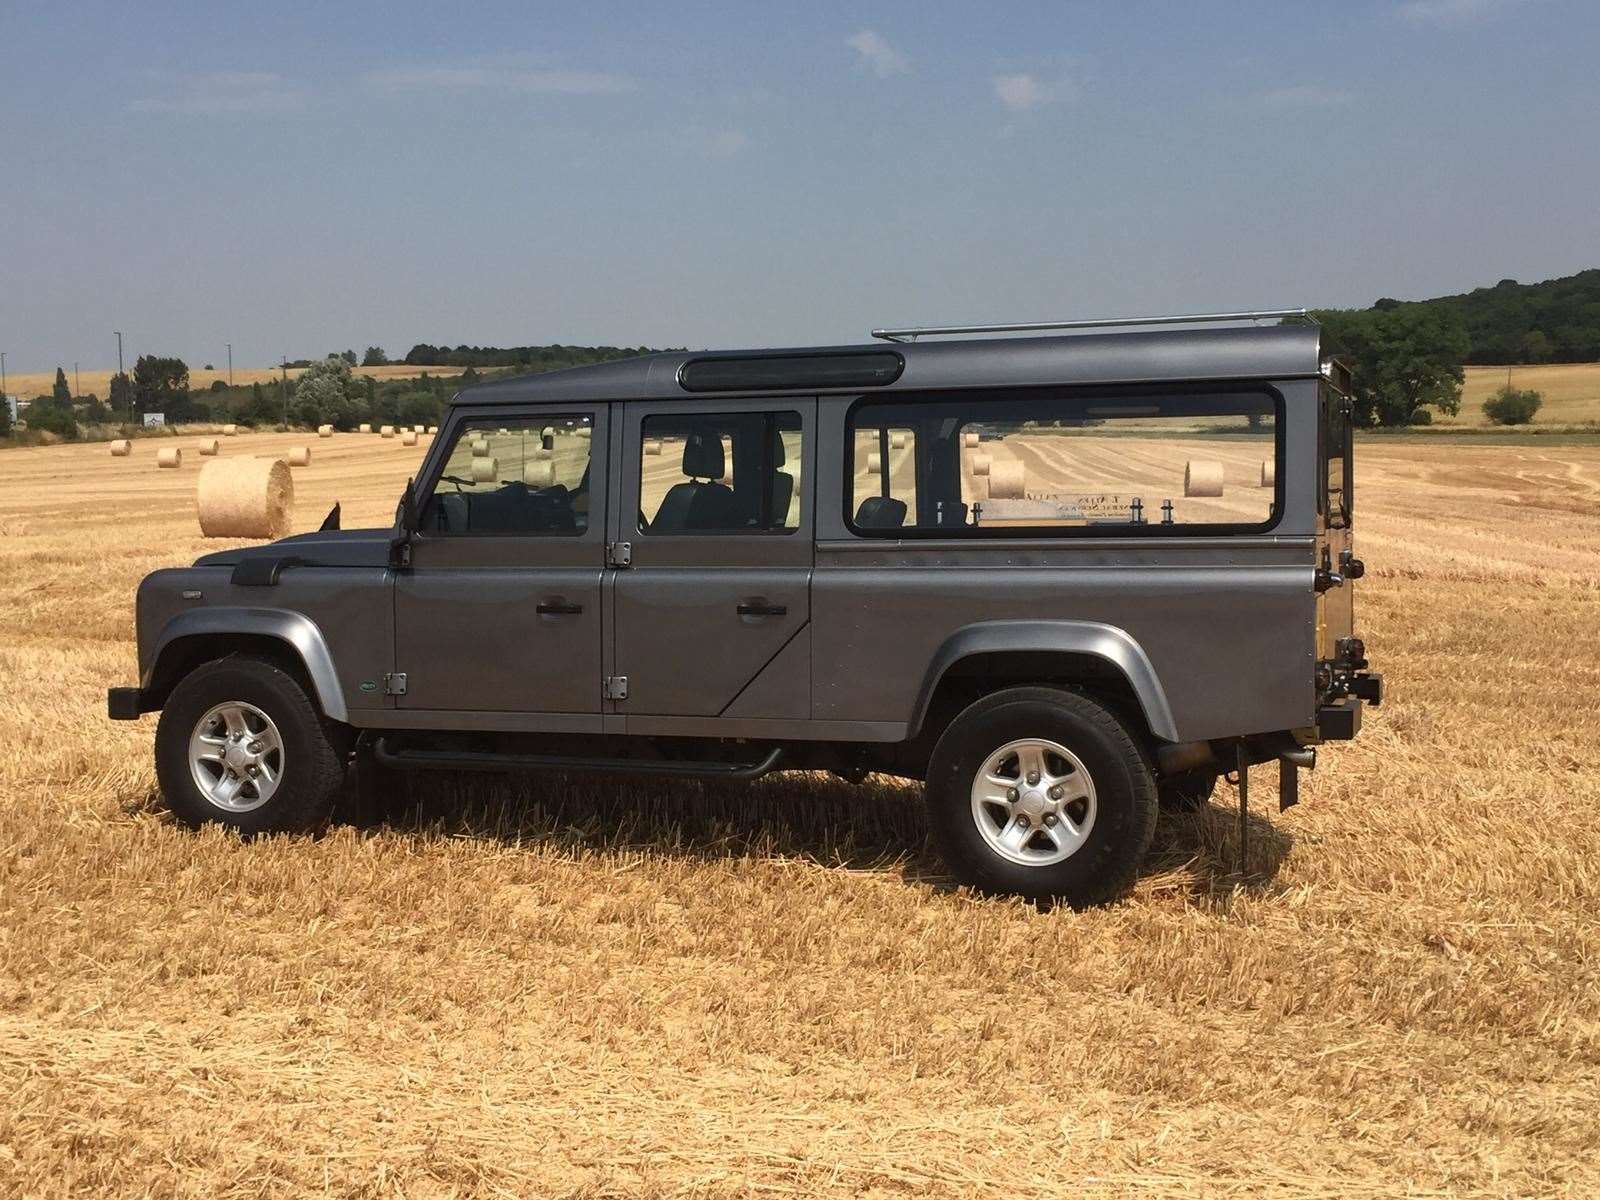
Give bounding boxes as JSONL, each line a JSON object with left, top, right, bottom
{"left": 603, "top": 675, "right": 629, "bottom": 701}
{"left": 606, "top": 541, "right": 632, "bottom": 568}
{"left": 383, "top": 672, "right": 408, "bottom": 696}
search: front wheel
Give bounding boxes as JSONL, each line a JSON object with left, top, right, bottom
{"left": 155, "top": 656, "right": 346, "bottom": 835}
{"left": 925, "top": 687, "right": 1157, "bottom": 906}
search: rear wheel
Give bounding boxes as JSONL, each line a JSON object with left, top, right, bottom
{"left": 925, "top": 687, "right": 1157, "bottom": 906}
{"left": 155, "top": 656, "right": 345, "bottom": 835}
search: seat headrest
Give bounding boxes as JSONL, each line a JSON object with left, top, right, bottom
{"left": 770, "top": 428, "right": 786, "bottom": 469}
{"left": 854, "top": 495, "right": 907, "bottom": 529}
{"left": 681, "top": 429, "right": 725, "bottom": 479}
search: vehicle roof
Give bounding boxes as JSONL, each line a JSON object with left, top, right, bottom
{"left": 453, "top": 323, "right": 1324, "bottom": 406}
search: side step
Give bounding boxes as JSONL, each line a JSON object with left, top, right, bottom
{"left": 371, "top": 737, "right": 784, "bottom": 781}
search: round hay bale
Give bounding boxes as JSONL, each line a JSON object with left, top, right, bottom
{"left": 287, "top": 446, "right": 311, "bottom": 467}
{"left": 380, "top": 425, "right": 395, "bottom": 439}
{"left": 427, "top": 426, "right": 438, "bottom": 435}
{"left": 470, "top": 437, "right": 490, "bottom": 457}
{"left": 963, "top": 431, "right": 980, "bottom": 448}
{"left": 196, "top": 457, "right": 293, "bottom": 539}
{"left": 401, "top": 430, "right": 418, "bottom": 446}
{"left": 359, "top": 423, "right": 373, "bottom": 434}
{"left": 867, "top": 451, "right": 883, "bottom": 474}
{"left": 1184, "top": 459, "right": 1225, "bottom": 497}
{"left": 157, "top": 447, "right": 182, "bottom": 469}
{"left": 412, "top": 424, "right": 425, "bottom": 434}
{"left": 989, "top": 460, "right": 1026, "bottom": 498}
{"left": 1259, "top": 459, "right": 1275, "bottom": 488}
{"left": 222, "top": 424, "right": 238, "bottom": 437}
{"left": 891, "top": 432, "right": 907, "bottom": 450}
{"left": 971, "top": 453, "right": 992, "bottom": 477}
{"left": 577, "top": 427, "right": 592, "bottom": 439}
{"left": 471, "top": 457, "right": 498, "bottom": 484}
{"left": 197, "top": 438, "right": 220, "bottom": 457}
{"left": 317, "top": 424, "right": 334, "bottom": 438}
{"left": 109, "top": 439, "right": 132, "bottom": 457}
{"left": 644, "top": 439, "right": 663, "bottom": 456}
{"left": 541, "top": 427, "right": 555, "bottom": 441}
{"left": 523, "top": 459, "right": 554, "bottom": 487}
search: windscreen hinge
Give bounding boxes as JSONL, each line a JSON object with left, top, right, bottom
{"left": 606, "top": 541, "right": 632, "bottom": 568}
{"left": 383, "top": 672, "right": 408, "bottom": 696}
{"left": 603, "top": 675, "right": 629, "bottom": 701}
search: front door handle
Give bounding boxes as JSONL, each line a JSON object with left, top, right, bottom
{"left": 536, "top": 599, "right": 584, "bottom": 616}
{"left": 736, "top": 601, "right": 787, "bottom": 617}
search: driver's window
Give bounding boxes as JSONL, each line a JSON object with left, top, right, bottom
{"left": 422, "top": 415, "right": 592, "bottom": 535}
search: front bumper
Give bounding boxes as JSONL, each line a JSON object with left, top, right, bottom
{"left": 107, "top": 687, "right": 149, "bottom": 721}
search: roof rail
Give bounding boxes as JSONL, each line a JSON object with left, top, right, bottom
{"left": 870, "top": 308, "right": 1311, "bottom": 342}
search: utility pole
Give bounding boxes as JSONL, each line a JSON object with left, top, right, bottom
{"left": 279, "top": 358, "right": 289, "bottom": 430}
{"left": 227, "top": 343, "right": 233, "bottom": 387}
{"left": 1, "top": 351, "right": 7, "bottom": 401}
{"left": 116, "top": 331, "right": 128, "bottom": 423}
{"left": 74, "top": 362, "right": 81, "bottom": 398}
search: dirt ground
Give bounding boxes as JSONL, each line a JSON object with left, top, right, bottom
{"left": 1, "top": 429, "right": 1597, "bottom": 1197}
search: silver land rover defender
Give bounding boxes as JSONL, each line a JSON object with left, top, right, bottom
{"left": 109, "top": 311, "right": 1381, "bottom": 906}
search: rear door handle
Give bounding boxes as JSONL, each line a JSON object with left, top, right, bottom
{"left": 736, "top": 601, "right": 787, "bottom": 617}
{"left": 536, "top": 599, "right": 583, "bottom": 615}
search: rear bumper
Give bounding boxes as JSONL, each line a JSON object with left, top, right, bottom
{"left": 1318, "top": 668, "right": 1381, "bottom": 740}
{"left": 107, "top": 687, "right": 149, "bottom": 721}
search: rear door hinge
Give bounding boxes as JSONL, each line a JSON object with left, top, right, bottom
{"left": 603, "top": 675, "right": 629, "bottom": 701}
{"left": 383, "top": 672, "right": 408, "bottom": 696}
{"left": 606, "top": 541, "right": 632, "bottom": 568}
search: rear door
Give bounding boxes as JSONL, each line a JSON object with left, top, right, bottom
{"left": 1317, "top": 381, "right": 1355, "bottom": 660}
{"left": 611, "top": 399, "right": 813, "bottom": 719}
{"left": 394, "top": 407, "right": 607, "bottom": 718}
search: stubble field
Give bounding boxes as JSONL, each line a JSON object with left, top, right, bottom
{"left": 1, "top": 429, "right": 1598, "bottom": 1197}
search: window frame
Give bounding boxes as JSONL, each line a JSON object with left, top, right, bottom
{"left": 635, "top": 408, "right": 806, "bottom": 538}
{"left": 415, "top": 410, "right": 599, "bottom": 540}
{"left": 843, "top": 382, "right": 1285, "bottom": 540}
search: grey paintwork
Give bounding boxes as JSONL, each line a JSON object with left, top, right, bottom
{"left": 122, "top": 322, "right": 1353, "bottom": 759}
{"left": 460, "top": 324, "right": 1322, "bottom": 406}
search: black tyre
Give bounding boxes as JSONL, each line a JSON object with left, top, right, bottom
{"left": 1159, "top": 770, "right": 1218, "bottom": 813}
{"left": 925, "top": 687, "right": 1157, "bottom": 906}
{"left": 155, "top": 656, "right": 346, "bottom": 835}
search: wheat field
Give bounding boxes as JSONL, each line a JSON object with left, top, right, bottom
{"left": 1, "top": 429, "right": 1598, "bottom": 1197}
{"left": 2, "top": 363, "right": 448, "bottom": 400}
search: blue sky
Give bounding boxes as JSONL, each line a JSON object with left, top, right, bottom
{"left": 2, "top": 0, "right": 1597, "bottom": 373}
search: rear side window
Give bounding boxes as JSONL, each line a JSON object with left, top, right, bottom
{"left": 847, "top": 389, "right": 1279, "bottom": 536}
{"left": 639, "top": 411, "right": 802, "bottom": 534}
{"left": 422, "top": 416, "right": 592, "bottom": 535}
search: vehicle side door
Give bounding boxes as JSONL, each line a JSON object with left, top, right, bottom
{"left": 611, "top": 399, "right": 814, "bottom": 722}
{"left": 393, "top": 406, "right": 607, "bottom": 721}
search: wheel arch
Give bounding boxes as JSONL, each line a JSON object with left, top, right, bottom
{"left": 908, "top": 621, "right": 1179, "bottom": 746}
{"left": 140, "top": 608, "right": 349, "bottom": 722}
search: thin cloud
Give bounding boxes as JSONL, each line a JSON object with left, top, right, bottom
{"left": 1397, "top": 0, "right": 1527, "bottom": 25}
{"left": 993, "top": 73, "right": 1068, "bottom": 113}
{"left": 1262, "top": 85, "right": 1354, "bottom": 107}
{"left": 364, "top": 65, "right": 636, "bottom": 95}
{"left": 847, "top": 30, "right": 909, "bottom": 78}
{"left": 681, "top": 128, "right": 749, "bottom": 159}
{"left": 130, "top": 71, "right": 307, "bottom": 115}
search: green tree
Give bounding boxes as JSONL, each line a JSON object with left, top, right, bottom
{"left": 108, "top": 372, "right": 133, "bottom": 419}
{"left": 293, "top": 356, "right": 362, "bottom": 428}
{"left": 1519, "top": 330, "right": 1554, "bottom": 363}
{"left": 1482, "top": 386, "right": 1542, "bottom": 425}
{"left": 361, "top": 346, "right": 388, "bottom": 366}
{"left": 0, "top": 396, "right": 13, "bottom": 438}
{"left": 1314, "top": 305, "right": 1470, "bottom": 426}
{"left": 132, "top": 356, "right": 191, "bottom": 418}
{"left": 53, "top": 368, "right": 71, "bottom": 404}
{"left": 25, "top": 397, "right": 79, "bottom": 439}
